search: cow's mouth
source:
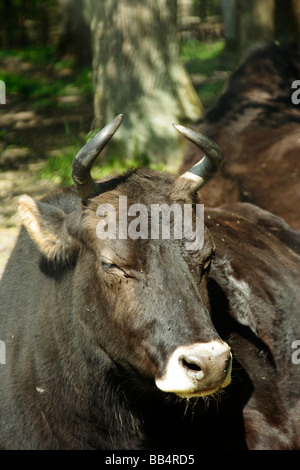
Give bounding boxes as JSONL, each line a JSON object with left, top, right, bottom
{"left": 176, "top": 387, "right": 221, "bottom": 399}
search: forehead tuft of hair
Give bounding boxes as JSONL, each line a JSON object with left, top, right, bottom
{"left": 86, "top": 168, "right": 200, "bottom": 212}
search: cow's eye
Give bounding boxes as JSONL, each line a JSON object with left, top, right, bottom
{"left": 101, "top": 262, "right": 116, "bottom": 271}
{"left": 101, "top": 262, "right": 129, "bottom": 278}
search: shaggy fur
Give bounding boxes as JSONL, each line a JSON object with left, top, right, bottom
{"left": 181, "top": 42, "right": 300, "bottom": 230}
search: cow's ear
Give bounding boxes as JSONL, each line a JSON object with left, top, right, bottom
{"left": 18, "top": 195, "right": 78, "bottom": 262}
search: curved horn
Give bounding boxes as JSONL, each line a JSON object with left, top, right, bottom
{"left": 173, "top": 124, "right": 223, "bottom": 190}
{"left": 71, "top": 114, "right": 123, "bottom": 201}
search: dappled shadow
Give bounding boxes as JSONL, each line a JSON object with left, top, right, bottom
{"left": 0, "top": 53, "right": 94, "bottom": 167}
{"left": 0, "top": 53, "right": 94, "bottom": 275}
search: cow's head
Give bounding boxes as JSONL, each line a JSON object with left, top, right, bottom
{"left": 17, "top": 115, "right": 231, "bottom": 399}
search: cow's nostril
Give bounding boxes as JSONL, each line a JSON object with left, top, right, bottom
{"left": 180, "top": 357, "right": 202, "bottom": 372}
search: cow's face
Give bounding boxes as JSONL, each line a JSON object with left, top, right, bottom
{"left": 17, "top": 116, "right": 231, "bottom": 398}
{"left": 18, "top": 170, "right": 231, "bottom": 399}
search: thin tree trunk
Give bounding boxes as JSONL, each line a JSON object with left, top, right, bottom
{"left": 238, "top": 0, "right": 275, "bottom": 55}
{"left": 2, "top": 0, "right": 14, "bottom": 48}
{"left": 58, "top": 0, "right": 92, "bottom": 66}
{"left": 220, "top": 0, "right": 238, "bottom": 50}
{"left": 84, "top": 0, "right": 202, "bottom": 169}
{"left": 275, "top": 0, "right": 300, "bottom": 41}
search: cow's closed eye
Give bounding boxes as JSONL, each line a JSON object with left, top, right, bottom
{"left": 101, "top": 262, "right": 129, "bottom": 278}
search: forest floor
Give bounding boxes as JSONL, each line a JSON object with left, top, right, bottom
{"left": 0, "top": 40, "right": 236, "bottom": 278}
{"left": 0, "top": 51, "right": 94, "bottom": 277}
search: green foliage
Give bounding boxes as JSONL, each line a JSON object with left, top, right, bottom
{"left": 0, "top": 48, "right": 92, "bottom": 108}
{"left": 181, "top": 39, "right": 238, "bottom": 108}
{"left": 40, "top": 127, "right": 165, "bottom": 186}
{"left": 181, "top": 39, "right": 225, "bottom": 73}
{"left": 0, "top": 46, "right": 55, "bottom": 65}
{"left": 0, "top": 68, "right": 93, "bottom": 108}
{"left": 40, "top": 146, "right": 79, "bottom": 186}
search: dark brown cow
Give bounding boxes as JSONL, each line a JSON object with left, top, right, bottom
{"left": 181, "top": 41, "right": 300, "bottom": 230}
{"left": 0, "top": 116, "right": 299, "bottom": 450}
{"left": 0, "top": 116, "right": 231, "bottom": 450}
{"left": 207, "top": 203, "right": 300, "bottom": 449}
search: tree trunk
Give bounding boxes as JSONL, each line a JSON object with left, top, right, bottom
{"left": 84, "top": 0, "right": 203, "bottom": 169}
{"left": 221, "top": 0, "right": 300, "bottom": 57}
{"left": 275, "top": 0, "right": 300, "bottom": 41}
{"left": 1, "top": 0, "right": 14, "bottom": 48}
{"left": 57, "top": 0, "right": 92, "bottom": 66}
{"left": 238, "top": 0, "right": 275, "bottom": 56}
{"left": 220, "top": 0, "right": 238, "bottom": 50}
